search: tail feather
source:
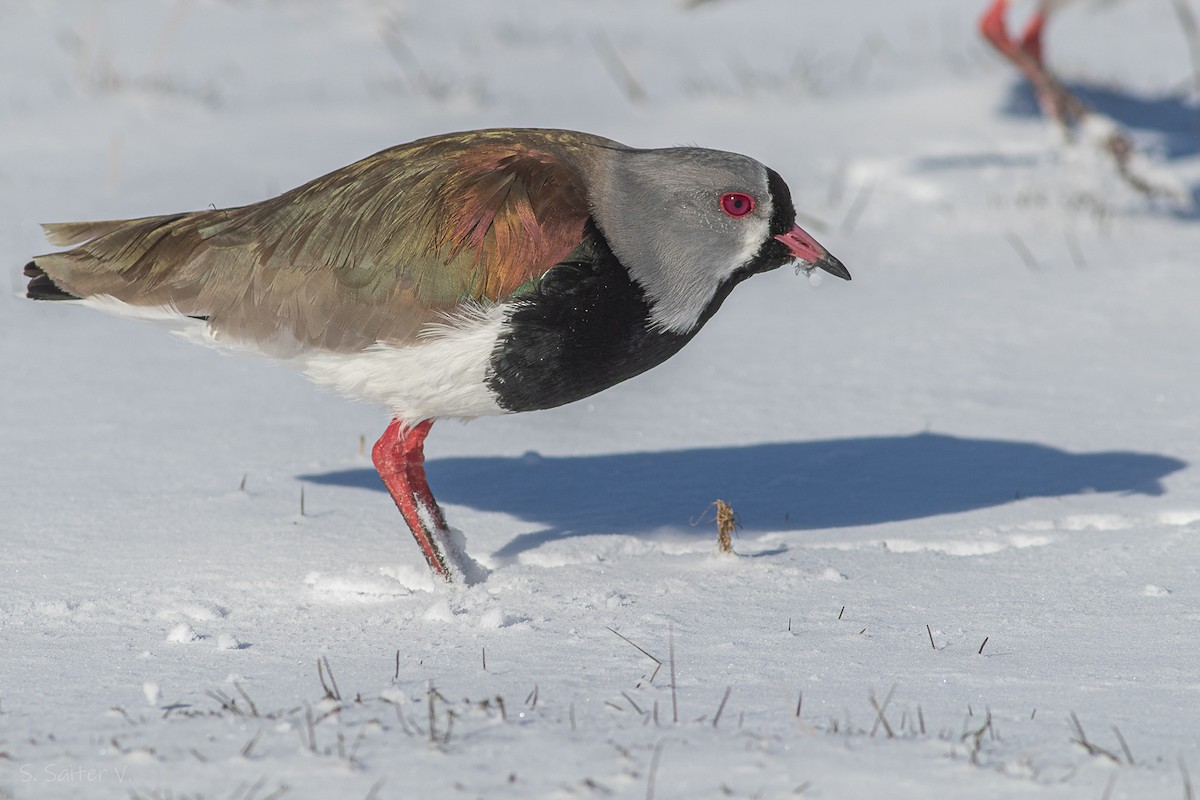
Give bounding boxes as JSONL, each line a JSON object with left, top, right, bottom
{"left": 23, "top": 260, "right": 80, "bottom": 301}
{"left": 41, "top": 219, "right": 150, "bottom": 248}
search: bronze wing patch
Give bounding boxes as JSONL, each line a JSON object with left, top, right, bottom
{"left": 31, "top": 131, "right": 595, "bottom": 353}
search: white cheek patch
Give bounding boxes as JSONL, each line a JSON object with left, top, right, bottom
{"left": 644, "top": 202, "right": 773, "bottom": 335}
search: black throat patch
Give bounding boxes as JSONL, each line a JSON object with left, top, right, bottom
{"left": 487, "top": 169, "right": 800, "bottom": 415}
{"left": 486, "top": 224, "right": 700, "bottom": 413}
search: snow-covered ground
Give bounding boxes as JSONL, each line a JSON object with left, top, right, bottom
{"left": 3, "top": 1, "right": 1200, "bottom": 797}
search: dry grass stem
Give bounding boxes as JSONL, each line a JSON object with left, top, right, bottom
{"left": 840, "top": 180, "right": 875, "bottom": 235}
{"left": 869, "top": 686, "right": 896, "bottom": 738}
{"left": 318, "top": 657, "right": 341, "bottom": 701}
{"left": 606, "top": 626, "right": 663, "bottom": 683}
{"left": 646, "top": 739, "right": 666, "bottom": 800}
{"left": 715, "top": 499, "right": 738, "bottom": 553}
{"left": 1068, "top": 712, "right": 1120, "bottom": 763}
{"left": 1112, "top": 725, "right": 1135, "bottom": 766}
{"left": 1003, "top": 231, "right": 1041, "bottom": 271}
{"left": 669, "top": 625, "right": 678, "bottom": 724}
{"left": 712, "top": 686, "right": 732, "bottom": 728}
{"left": 233, "top": 682, "right": 259, "bottom": 717}
{"left": 592, "top": 31, "right": 646, "bottom": 104}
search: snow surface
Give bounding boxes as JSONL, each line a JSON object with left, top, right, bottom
{"left": 3, "top": 1, "right": 1200, "bottom": 798}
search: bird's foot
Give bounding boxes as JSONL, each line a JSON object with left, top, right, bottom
{"left": 373, "top": 418, "right": 487, "bottom": 584}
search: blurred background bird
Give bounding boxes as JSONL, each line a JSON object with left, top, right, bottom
{"left": 977, "top": 0, "right": 1124, "bottom": 123}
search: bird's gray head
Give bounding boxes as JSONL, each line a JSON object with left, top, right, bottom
{"left": 587, "top": 145, "right": 847, "bottom": 334}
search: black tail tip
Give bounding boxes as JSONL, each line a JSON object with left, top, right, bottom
{"left": 23, "top": 260, "right": 79, "bottom": 301}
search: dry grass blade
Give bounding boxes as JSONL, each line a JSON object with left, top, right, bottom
{"left": 1065, "top": 228, "right": 1088, "bottom": 269}
{"left": 427, "top": 682, "right": 440, "bottom": 743}
{"left": 1113, "top": 725, "right": 1135, "bottom": 766}
{"left": 869, "top": 686, "right": 896, "bottom": 738}
{"left": 591, "top": 31, "right": 646, "bottom": 104}
{"left": 386, "top": 695, "right": 417, "bottom": 737}
{"left": 1068, "top": 712, "right": 1120, "bottom": 763}
{"left": 840, "top": 180, "right": 875, "bottom": 235}
{"left": 205, "top": 689, "right": 242, "bottom": 716}
{"left": 318, "top": 656, "right": 341, "bottom": 701}
{"left": 233, "top": 681, "right": 259, "bottom": 717}
{"left": 669, "top": 625, "right": 678, "bottom": 724}
{"left": 712, "top": 686, "right": 732, "bottom": 728}
{"left": 1002, "top": 231, "right": 1041, "bottom": 271}
{"left": 606, "top": 626, "right": 663, "bottom": 683}
{"left": 961, "top": 709, "right": 994, "bottom": 765}
{"left": 240, "top": 729, "right": 261, "bottom": 759}
{"left": 232, "top": 775, "right": 268, "bottom": 800}
{"left": 303, "top": 703, "right": 317, "bottom": 752}
{"left": 693, "top": 500, "right": 741, "bottom": 553}
{"left": 646, "top": 738, "right": 666, "bottom": 800}
{"left": 714, "top": 499, "right": 739, "bottom": 554}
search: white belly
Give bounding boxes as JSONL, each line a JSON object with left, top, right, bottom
{"left": 297, "top": 303, "right": 510, "bottom": 423}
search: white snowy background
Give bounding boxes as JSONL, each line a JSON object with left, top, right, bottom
{"left": 2, "top": 1, "right": 1200, "bottom": 797}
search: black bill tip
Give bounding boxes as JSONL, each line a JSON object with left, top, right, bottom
{"left": 816, "top": 252, "right": 851, "bottom": 281}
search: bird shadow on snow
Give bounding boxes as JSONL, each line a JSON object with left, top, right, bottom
{"left": 301, "top": 433, "right": 1186, "bottom": 562}
{"left": 1002, "top": 81, "right": 1200, "bottom": 161}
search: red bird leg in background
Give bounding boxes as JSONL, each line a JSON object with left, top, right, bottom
{"left": 980, "top": 0, "right": 1045, "bottom": 64}
{"left": 1019, "top": 9, "right": 1048, "bottom": 63}
{"left": 978, "top": 3, "right": 1174, "bottom": 199}
{"left": 372, "top": 418, "right": 460, "bottom": 580}
{"left": 978, "top": 0, "right": 1086, "bottom": 124}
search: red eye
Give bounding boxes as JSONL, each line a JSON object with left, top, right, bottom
{"left": 720, "top": 192, "right": 755, "bottom": 218}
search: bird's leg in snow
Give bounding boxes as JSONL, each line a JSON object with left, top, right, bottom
{"left": 372, "top": 418, "right": 459, "bottom": 580}
{"left": 981, "top": 0, "right": 1046, "bottom": 64}
{"left": 1019, "top": 9, "right": 1047, "bottom": 64}
{"left": 979, "top": 0, "right": 1087, "bottom": 125}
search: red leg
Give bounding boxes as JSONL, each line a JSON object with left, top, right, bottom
{"left": 980, "top": 0, "right": 1017, "bottom": 56}
{"left": 1019, "top": 10, "right": 1047, "bottom": 64}
{"left": 980, "top": 0, "right": 1081, "bottom": 124}
{"left": 372, "top": 418, "right": 463, "bottom": 580}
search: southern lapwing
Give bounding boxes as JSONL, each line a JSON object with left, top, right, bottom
{"left": 23, "top": 128, "right": 850, "bottom": 582}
